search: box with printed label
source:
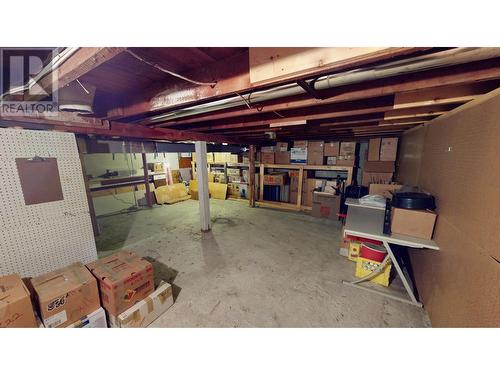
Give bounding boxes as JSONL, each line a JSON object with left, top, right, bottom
{"left": 66, "top": 307, "right": 107, "bottom": 328}
{"left": 260, "top": 152, "right": 275, "bottom": 164}
{"left": 263, "top": 173, "right": 288, "bottom": 186}
{"left": 293, "top": 140, "right": 308, "bottom": 148}
{"left": 290, "top": 147, "right": 307, "bottom": 164}
{"left": 276, "top": 142, "right": 288, "bottom": 152}
{"left": 109, "top": 282, "right": 174, "bottom": 328}
{"left": 31, "top": 263, "right": 100, "bottom": 328}
{"left": 0, "top": 274, "right": 38, "bottom": 328}
{"left": 312, "top": 192, "right": 340, "bottom": 220}
{"left": 324, "top": 142, "right": 340, "bottom": 157}
{"left": 86, "top": 251, "right": 154, "bottom": 317}
{"left": 380, "top": 138, "right": 398, "bottom": 161}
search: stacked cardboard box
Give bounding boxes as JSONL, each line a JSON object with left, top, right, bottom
{"left": 274, "top": 142, "right": 290, "bottom": 164}
{"left": 261, "top": 152, "right": 275, "bottom": 164}
{"left": 338, "top": 142, "right": 356, "bottom": 166}
{"left": 0, "top": 274, "right": 38, "bottom": 328}
{"left": 86, "top": 251, "right": 155, "bottom": 325}
{"left": 263, "top": 172, "right": 289, "bottom": 186}
{"left": 364, "top": 137, "right": 399, "bottom": 185}
{"left": 31, "top": 263, "right": 101, "bottom": 328}
{"left": 291, "top": 140, "right": 307, "bottom": 164}
{"left": 307, "top": 141, "right": 324, "bottom": 165}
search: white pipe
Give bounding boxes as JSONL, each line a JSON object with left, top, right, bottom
{"left": 145, "top": 47, "right": 500, "bottom": 125}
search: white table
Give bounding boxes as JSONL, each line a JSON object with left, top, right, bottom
{"left": 342, "top": 202, "right": 439, "bottom": 307}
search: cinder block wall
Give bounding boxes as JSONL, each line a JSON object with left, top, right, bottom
{"left": 397, "top": 90, "right": 500, "bottom": 327}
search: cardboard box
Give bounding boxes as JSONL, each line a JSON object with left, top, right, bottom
{"left": 369, "top": 183, "right": 403, "bottom": 198}
{"left": 261, "top": 152, "right": 275, "bottom": 164}
{"left": 153, "top": 162, "right": 164, "bottom": 173}
{"left": 312, "top": 192, "right": 340, "bottom": 220}
{"left": 110, "top": 282, "right": 174, "bottom": 328}
{"left": 86, "top": 251, "right": 154, "bottom": 317}
{"left": 66, "top": 307, "right": 107, "bottom": 328}
{"left": 307, "top": 141, "right": 324, "bottom": 165}
{"left": 227, "top": 182, "right": 241, "bottom": 197}
{"left": 264, "top": 173, "right": 288, "bottom": 186}
{"left": 289, "top": 190, "right": 298, "bottom": 204}
{"left": 226, "top": 168, "right": 241, "bottom": 176}
{"left": 293, "top": 140, "right": 308, "bottom": 148}
{"left": 362, "top": 172, "right": 393, "bottom": 185}
{"left": 391, "top": 208, "right": 437, "bottom": 240}
{"left": 274, "top": 151, "right": 290, "bottom": 164}
{"left": 326, "top": 156, "right": 337, "bottom": 165}
{"left": 324, "top": 141, "right": 340, "bottom": 157}
{"left": 340, "top": 142, "right": 356, "bottom": 156}
{"left": 206, "top": 153, "right": 214, "bottom": 163}
{"left": 380, "top": 137, "right": 398, "bottom": 161}
{"left": 336, "top": 155, "right": 355, "bottom": 166}
{"left": 229, "top": 154, "right": 239, "bottom": 163}
{"left": 276, "top": 142, "right": 288, "bottom": 152}
{"left": 0, "top": 274, "right": 37, "bottom": 328}
{"left": 214, "top": 152, "right": 231, "bottom": 163}
{"left": 364, "top": 160, "right": 395, "bottom": 173}
{"left": 31, "top": 263, "right": 100, "bottom": 328}
{"left": 261, "top": 146, "right": 275, "bottom": 153}
{"left": 301, "top": 178, "right": 317, "bottom": 207}
{"left": 368, "top": 138, "right": 381, "bottom": 161}
{"left": 290, "top": 147, "right": 307, "bottom": 164}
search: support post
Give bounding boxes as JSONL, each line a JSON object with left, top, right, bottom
{"left": 248, "top": 145, "right": 256, "bottom": 207}
{"left": 141, "top": 153, "right": 153, "bottom": 208}
{"left": 195, "top": 141, "right": 211, "bottom": 231}
{"left": 79, "top": 154, "right": 100, "bottom": 237}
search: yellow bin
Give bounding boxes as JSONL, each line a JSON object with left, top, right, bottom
{"left": 355, "top": 257, "right": 392, "bottom": 287}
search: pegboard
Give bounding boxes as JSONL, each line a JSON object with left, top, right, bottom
{"left": 0, "top": 128, "right": 98, "bottom": 277}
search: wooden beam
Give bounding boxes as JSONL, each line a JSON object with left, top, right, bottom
{"left": 156, "top": 64, "right": 500, "bottom": 128}
{"left": 249, "top": 145, "right": 256, "bottom": 207}
{"left": 0, "top": 113, "right": 245, "bottom": 144}
{"left": 105, "top": 48, "right": 430, "bottom": 121}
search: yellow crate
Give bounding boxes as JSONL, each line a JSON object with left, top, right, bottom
{"left": 355, "top": 257, "right": 392, "bottom": 287}
{"left": 348, "top": 241, "right": 361, "bottom": 262}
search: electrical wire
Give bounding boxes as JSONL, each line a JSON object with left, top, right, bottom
{"left": 125, "top": 49, "right": 217, "bottom": 87}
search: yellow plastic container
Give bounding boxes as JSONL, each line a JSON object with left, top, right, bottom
{"left": 355, "top": 257, "right": 392, "bottom": 287}
{"left": 348, "top": 241, "right": 361, "bottom": 262}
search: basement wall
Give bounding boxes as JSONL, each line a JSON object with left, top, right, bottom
{"left": 397, "top": 89, "right": 500, "bottom": 327}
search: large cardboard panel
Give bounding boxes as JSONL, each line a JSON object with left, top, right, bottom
{"left": 368, "top": 138, "right": 381, "bottom": 161}
{"left": 398, "top": 89, "right": 500, "bottom": 327}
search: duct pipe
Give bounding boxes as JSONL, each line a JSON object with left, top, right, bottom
{"left": 146, "top": 47, "right": 500, "bottom": 125}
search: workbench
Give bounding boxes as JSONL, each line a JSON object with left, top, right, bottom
{"left": 342, "top": 200, "right": 439, "bottom": 307}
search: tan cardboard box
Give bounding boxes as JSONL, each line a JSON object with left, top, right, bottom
{"left": 264, "top": 173, "right": 289, "bottom": 186}
{"left": 368, "top": 138, "right": 381, "bottom": 161}
{"left": 340, "top": 142, "right": 356, "bottom": 156}
{"left": 391, "top": 208, "right": 437, "bottom": 240}
{"left": 229, "top": 154, "right": 239, "bottom": 163}
{"left": 274, "top": 151, "right": 290, "bottom": 164}
{"left": 0, "top": 274, "right": 37, "bottom": 328}
{"left": 86, "top": 251, "right": 154, "bottom": 317}
{"left": 261, "top": 152, "right": 275, "bottom": 164}
{"left": 311, "top": 192, "right": 340, "bottom": 220}
{"left": 293, "top": 140, "right": 308, "bottom": 148}
{"left": 31, "top": 263, "right": 100, "bottom": 328}
{"left": 369, "top": 183, "right": 403, "bottom": 198}
{"left": 380, "top": 137, "right": 398, "bottom": 161}
{"left": 324, "top": 141, "right": 340, "bottom": 157}
{"left": 362, "top": 172, "right": 393, "bottom": 185}
{"left": 301, "top": 178, "right": 316, "bottom": 207}
{"left": 110, "top": 282, "right": 174, "bottom": 328}
{"left": 307, "top": 141, "right": 324, "bottom": 165}
{"left": 336, "top": 155, "right": 355, "bottom": 166}
{"left": 364, "top": 160, "right": 395, "bottom": 173}
{"left": 276, "top": 142, "right": 288, "bottom": 152}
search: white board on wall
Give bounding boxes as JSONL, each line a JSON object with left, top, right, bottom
{"left": 0, "top": 128, "right": 98, "bottom": 277}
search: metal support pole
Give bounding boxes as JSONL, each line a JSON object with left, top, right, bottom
{"left": 195, "top": 141, "right": 211, "bottom": 231}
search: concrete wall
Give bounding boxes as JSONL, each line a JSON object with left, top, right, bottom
{"left": 397, "top": 89, "right": 500, "bottom": 327}
{"left": 84, "top": 152, "right": 181, "bottom": 216}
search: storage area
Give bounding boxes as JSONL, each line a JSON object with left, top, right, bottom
{"left": 1, "top": 46, "right": 499, "bottom": 331}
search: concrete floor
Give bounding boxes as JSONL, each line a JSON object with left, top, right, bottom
{"left": 96, "top": 199, "right": 431, "bottom": 327}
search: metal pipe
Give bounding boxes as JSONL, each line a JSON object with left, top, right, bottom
{"left": 145, "top": 47, "right": 500, "bottom": 125}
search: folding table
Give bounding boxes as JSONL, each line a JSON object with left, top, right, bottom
{"left": 342, "top": 199, "right": 439, "bottom": 307}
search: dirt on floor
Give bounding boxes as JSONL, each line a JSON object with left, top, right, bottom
{"left": 95, "top": 199, "right": 431, "bottom": 327}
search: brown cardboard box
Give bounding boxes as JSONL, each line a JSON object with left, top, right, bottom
{"left": 226, "top": 168, "right": 241, "bottom": 176}
{"left": 364, "top": 160, "right": 395, "bottom": 173}
{"left": 289, "top": 190, "right": 298, "bottom": 204}
{"left": 307, "top": 141, "right": 324, "bottom": 165}
{"left": 324, "top": 141, "right": 340, "bottom": 157}
{"left": 362, "top": 172, "right": 393, "bottom": 185}
{"left": 264, "top": 173, "right": 288, "bottom": 186}
{"left": 276, "top": 142, "right": 288, "bottom": 152}
{"left": 301, "top": 178, "right": 316, "bottom": 207}
{"left": 274, "top": 151, "right": 290, "bottom": 164}
{"left": 380, "top": 137, "right": 398, "bottom": 161}
{"left": 391, "top": 208, "right": 437, "bottom": 240}
{"left": 326, "top": 156, "right": 337, "bottom": 165}
{"left": 0, "top": 274, "right": 37, "bottom": 328}
{"left": 368, "top": 138, "right": 381, "bottom": 161}
{"left": 369, "top": 183, "right": 403, "bottom": 198}
{"left": 293, "top": 140, "right": 308, "bottom": 148}
{"left": 31, "top": 263, "right": 100, "bottom": 328}
{"left": 261, "top": 152, "right": 275, "bottom": 164}
{"left": 340, "top": 142, "right": 356, "bottom": 156}
{"left": 86, "top": 251, "right": 154, "bottom": 317}
{"left": 312, "top": 192, "right": 340, "bottom": 220}
{"left": 336, "top": 155, "right": 355, "bottom": 166}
